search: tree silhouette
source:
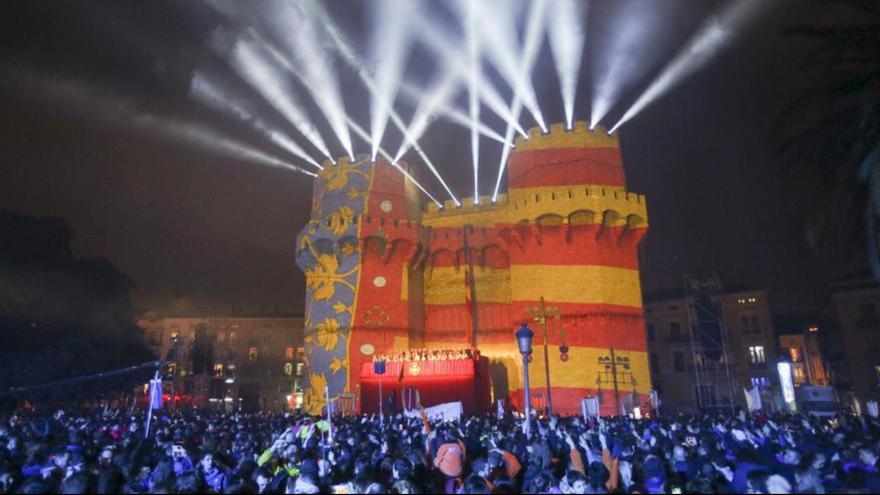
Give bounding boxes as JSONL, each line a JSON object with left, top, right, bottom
{"left": 774, "top": 0, "right": 880, "bottom": 278}
{"left": 0, "top": 211, "right": 155, "bottom": 406}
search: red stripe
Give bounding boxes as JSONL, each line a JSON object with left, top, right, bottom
{"left": 509, "top": 147, "right": 625, "bottom": 189}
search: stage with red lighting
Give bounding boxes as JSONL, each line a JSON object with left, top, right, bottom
{"left": 359, "top": 356, "right": 491, "bottom": 414}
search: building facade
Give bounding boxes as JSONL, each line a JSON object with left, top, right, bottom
{"left": 820, "top": 276, "right": 880, "bottom": 407}
{"left": 644, "top": 288, "right": 780, "bottom": 412}
{"left": 138, "top": 313, "right": 305, "bottom": 411}
{"left": 295, "top": 122, "right": 651, "bottom": 416}
{"left": 775, "top": 316, "right": 829, "bottom": 388}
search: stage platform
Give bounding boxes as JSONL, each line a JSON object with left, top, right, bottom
{"left": 359, "top": 357, "right": 490, "bottom": 414}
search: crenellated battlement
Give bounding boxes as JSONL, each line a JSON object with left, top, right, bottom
{"left": 319, "top": 153, "right": 366, "bottom": 173}
{"left": 426, "top": 194, "right": 508, "bottom": 214}
{"left": 422, "top": 184, "right": 647, "bottom": 230}
{"left": 513, "top": 121, "right": 618, "bottom": 152}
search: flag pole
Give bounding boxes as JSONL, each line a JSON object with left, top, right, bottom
{"left": 144, "top": 370, "right": 159, "bottom": 439}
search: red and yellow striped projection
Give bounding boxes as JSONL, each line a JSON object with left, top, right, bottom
{"left": 303, "top": 121, "right": 649, "bottom": 416}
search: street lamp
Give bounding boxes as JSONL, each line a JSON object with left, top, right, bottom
{"left": 525, "top": 297, "right": 564, "bottom": 415}
{"left": 515, "top": 323, "right": 533, "bottom": 433}
{"left": 596, "top": 350, "right": 634, "bottom": 416}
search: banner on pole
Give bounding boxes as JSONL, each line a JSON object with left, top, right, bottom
{"left": 149, "top": 378, "right": 163, "bottom": 410}
{"left": 744, "top": 386, "right": 762, "bottom": 413}
{"left": 581, "top": 397, "right": 600, "bottom": 418}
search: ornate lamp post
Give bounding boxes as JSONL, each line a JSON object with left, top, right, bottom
{"left": 596, "top": 349, "right": 635, "bottom": 416}
{"left": 515, "top": 323, "right": 534, "bottom": 434}
{"left": 526, "top": 297, "right": 564, "bottom": 415}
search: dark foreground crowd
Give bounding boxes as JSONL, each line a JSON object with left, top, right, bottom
{"left": 1, "top": 405, "right": 879, "bottom": 494}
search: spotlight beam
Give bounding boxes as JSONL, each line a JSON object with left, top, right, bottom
{"left": 610, "top": 0, "right": 767, "bottom": 133}
{"left": 467, "top": 0, "right": 481, "bottom": 203}
{"left": 189, "top": 72, "right": 323, "bottom": 170}
{"left": 394, "top": 70, "right": 460, "bottom": 162}
{"left": 492, "top": 97, "right": 525, "bottom": 203}
{"left": 467, "top": 0, "right": 547, "bottom": 132}
{"left": 346, "top": 116, "right": 442, "bottom": 207}
{"left": 411, "top": 12, "right": 528, "bottom": 137}
{"left": 248, "top": 31, "right": 353, "bottom": 161}
{"left": 306, "top": 0, "right": 460, "bottom": 206}
{"left": 3, "top": 66, "right": 316, "bottom": 177}
{"left": 589, "top": 1, "right": 671, "bottom": 129}
{"left": 367, "top": 0, "right": 415, "bottom": 161}
{"left": 491, "top": 0, "right": 548, "bottom": 201}
{"left": 227, "top": 35, "right": 334, "bottom": 162}
{"left": 398, "top": 82, "right": 512, "bottom": 146}
{"left": 263, "top": 2, "right": 355, "bottom": 160}
{"left": 548, "top": 0, "right": 588, "bottom": 129}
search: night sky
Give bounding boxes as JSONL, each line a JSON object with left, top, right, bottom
{"left": 0, "top": 0, "right": 867, "bottom": 316}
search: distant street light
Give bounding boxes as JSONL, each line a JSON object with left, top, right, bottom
{"left": 596, "top": 349, "right": 635, "bottom": 416}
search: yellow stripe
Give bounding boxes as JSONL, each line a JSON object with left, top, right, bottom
{"left": 424, "top": 266, "right": 511, "bottom": 305}
{"left": 510, "top": 265, "right": 642, "bottom": 307}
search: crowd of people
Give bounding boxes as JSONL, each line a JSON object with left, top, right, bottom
{"left": 1, "top": 404, "right": 879, "bottom": 494}
{"left": 372, "top": 348, "right": 481, "bottom": 363}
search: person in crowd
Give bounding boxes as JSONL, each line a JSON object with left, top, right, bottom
{"left": 1, "top": 402, "right": 880, "bottom": 494}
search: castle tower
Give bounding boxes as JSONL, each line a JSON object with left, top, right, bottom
{"left": 296, "top": 122, "right": 651, "bottom": 416}
{"left": 295, "top": 154, "right": 424, "bottom": 415}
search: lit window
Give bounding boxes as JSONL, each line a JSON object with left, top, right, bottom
{"left": 248, "top": 347, "right": 258, "bottom": 361}
{"left": 286, "top": 347, "right": 295, "bottom": 360}
{"left": 284, "top": 363, "right": 294, "bottom": 376}
{"left": 213, "top": 363, "right": 224, "bottom": 377}
{"left": 792, "top": 365, "right": 806, "bottom": 384}
{"left": 788, "top": 347, "right": 801, "bottom": 362}
{"left": 748, "top": 346, "right": 765, "bottom": 364}
{"left": 229, "top": 332, "right": 238, "bottom": 344}
{"left": 296, "top": 363, "right": 304, "bottom": 376}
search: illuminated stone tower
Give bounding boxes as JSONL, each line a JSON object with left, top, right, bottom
{"left": 296, "top": 122, "right": 650, "bottom": 416}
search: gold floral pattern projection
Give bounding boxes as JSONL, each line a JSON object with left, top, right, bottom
{"left": 295, "top": 157, "right": 372, "bottom": 415}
